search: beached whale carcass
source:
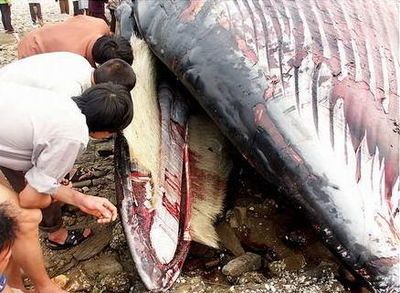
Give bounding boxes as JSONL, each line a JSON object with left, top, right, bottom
{"left": 115, "top": 0, "right": 400, "bottom": 292}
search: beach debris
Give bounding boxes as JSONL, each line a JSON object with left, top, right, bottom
{"left": 222, "top": 252, "right": 262, "bottom": 277}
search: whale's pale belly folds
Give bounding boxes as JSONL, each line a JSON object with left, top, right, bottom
{"left": 133, "top": 0, "right": 400, "bottom": 291}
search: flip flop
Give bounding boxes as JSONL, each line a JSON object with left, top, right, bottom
{"left": 45, "top": 229, "right": 92, "bottom": 250}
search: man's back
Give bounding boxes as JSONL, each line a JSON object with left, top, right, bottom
{"left": 17, "top": 15, "right": 109, "bottom": 66}
{"left": 0, "top": 52, "right": 93, "bottom": 97}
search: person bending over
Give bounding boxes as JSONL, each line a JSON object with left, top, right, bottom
{"left": 0, "top": 52, "right": 135, "bottom": 97}
{"left": 18, "top": 15, "right": 133, "bottom": 66}
{"left": 0, "top": 53, "right": 135, "bottom": 250}
{"left": 0, "top": 82, "right": 133, "bottom": 293}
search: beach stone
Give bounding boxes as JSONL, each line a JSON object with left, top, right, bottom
{"left": 52, "top": 274, "right": 69, "bottom": 289}
{"left": 81, "top": 186, "right": 90, "bottom": 193}
{"left": 81, "top": 255, "right": 123, "bottom": 277}
{"left": 222, "top": 252, "right": 262, "bottom": 277}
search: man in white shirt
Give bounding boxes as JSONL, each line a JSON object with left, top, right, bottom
{"left": 0, "top": 52, "right": 136, "bottom": 97}
{"left": 0, "top": 52, "right": 136, "bottom": 251}
{"left": 0, "top": 82, "right": 133, "bottom": 293}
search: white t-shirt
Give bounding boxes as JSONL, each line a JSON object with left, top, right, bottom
{"left": 0, "top": 82, "right": 89, "bottom": 194}
{"left": 0, "top": 52, "right": 93, "bottom": 98}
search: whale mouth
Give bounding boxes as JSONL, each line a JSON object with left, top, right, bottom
{"left": 114, "top": 37, "right": 232, "bottom": 292}
{"left": 115, "top": 79, "right": 192, "bottom": 291}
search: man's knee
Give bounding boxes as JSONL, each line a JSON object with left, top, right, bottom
{"left": 0, "top": 185, "right": 18, "bottom": 209}
{"left": 1, "top": 184, "right": 42, "bottom": 233}
{"left": 16, "top": 208, "right": 42, "bottom": 234}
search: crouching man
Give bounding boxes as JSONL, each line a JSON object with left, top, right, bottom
{"left": 0, "top": 82, "right": 133, "bottom": 293}
{"left": 0, "top": 52, "right": 136, "bottom": 250}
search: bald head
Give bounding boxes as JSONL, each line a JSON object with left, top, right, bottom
{"left": 93, "top": 58, "right": 136, "bottom": 91}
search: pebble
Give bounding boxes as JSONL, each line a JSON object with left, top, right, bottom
{"left": 52, "top": 274, "right": 69, "bottom": 288}
{"left": 81, "top": 186, "right": 90, "bottom": 193}
{"left": 222, "top": 252, "right": 262, "bottom": 277}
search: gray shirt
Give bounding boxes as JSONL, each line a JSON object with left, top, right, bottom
{"left": 0, "top": 82, "right": 89, "bottom": 194}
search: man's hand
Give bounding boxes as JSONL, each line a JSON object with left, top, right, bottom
{"left": 77, "top": 195, "right": 118, "bottom": 223}
{"left": 50, "top": 185, "right": 118, "bottom": 223}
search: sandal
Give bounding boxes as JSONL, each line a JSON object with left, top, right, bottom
{"left": 45, "top": 229, "right": 92, "bottom": 250}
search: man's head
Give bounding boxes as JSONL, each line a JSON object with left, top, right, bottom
{"left": 93, "top": 59, "right": 136, "bottom": 91}
{"left": 92, "top": 35, "right": 133, "bottom": 65}
{"left": 0, "top": 202, "right": 17, "bottom": 266}
{"left": 72, "top": 83, "right": 134, "bottom": 138}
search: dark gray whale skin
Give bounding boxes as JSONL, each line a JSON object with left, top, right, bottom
{"left": 131, "top": 0, "right": 400, "bottom": 291}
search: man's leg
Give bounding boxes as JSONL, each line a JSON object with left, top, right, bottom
{"left": 41, "top": 201, "right": 91, "bottom": 247}
{"left": 0, "top": 168, "right": 63, "bottom": 235}
{"left": 1, "top": 168, "right": 90, "bottom": 249}
{"left": 0, "top": 168, "right": 24, "bottom": 194}
{"left": 40, "top": 203, "right": 63, "bottom": 233}
{"left": 0, "top": 4, "right": 12, "bottom": 31}
{"left": 2, "top": 4, "right": 13, "bottom": 32}
{"left": 0, "top": 185, "right": 66, "bottom": 293}
{"left": 72, "top": 1, "right": 79, "bottom": 16}
{"left": 0, "top": 4, "right": 6, "bottom": 29}
{"left": 59, "top": 0, "right": 65, "bottom": 14}
{"left": 64, "top": 0, "right": 70, "bottom": 14}
{"left": 28, "top": 3, "right": 36, "bottom": 24}
{"left": 35, "top": 3, "right": 43, "bottom": 26}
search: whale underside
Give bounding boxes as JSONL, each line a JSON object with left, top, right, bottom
{"left": 115, "top": 0, "right": 400, "bottom": 292}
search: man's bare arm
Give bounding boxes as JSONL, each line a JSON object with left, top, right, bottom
{"left": 18, "top": 185, "right": 52, "bottom": 209}
{"left": 18, "top": 185, "right": 117, "bottom": 223}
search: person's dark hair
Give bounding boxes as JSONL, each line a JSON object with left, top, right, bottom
{"left": 94, "top": 59, "right": 136, "bottom": 91}
{"left": 92, "top": 35, "right": 133, "bottom": 65}
{"left": 72, "top": 83, "right": 133, "bottom": 132}
{"left": 0, "top": 202, "right": 17, "bottom": 253}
